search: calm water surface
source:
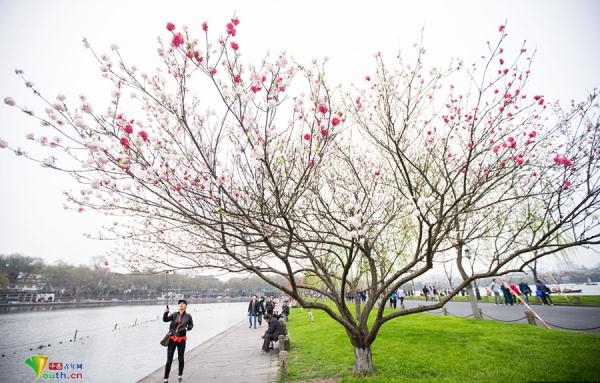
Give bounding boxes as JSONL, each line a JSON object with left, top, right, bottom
{"left": 0, "top": 302, "right": 247, "bottom": 383}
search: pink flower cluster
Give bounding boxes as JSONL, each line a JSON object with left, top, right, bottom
{"left": 553, "top": 156, "right": 573, "bottom": 167}
{"left": 226, "top": 17, "right": 239, "bottom": 36}
{"left": 116, "top": 114, "right": 148, "bottom": 150}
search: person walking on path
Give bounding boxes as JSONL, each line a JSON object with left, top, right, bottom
{"left": 389, "top": 290, "right": 398, "bottom": 309}
{"left": 163, "top": 299, "right": 194, "bottom": 383}
{"left": 261, "top": 314, "right": 285, "bottom": 355}
{"left": 398, "top": 288, "right": 405, "bottom": 308}
{"left": 489, "top": 279, "right": 502, "bottom": 304}
{"left": 500, "top": 283, "right": 513, "bottom": 305}
{"left": 536, "top": 280, "right": 551, "bottom": 305}
{"left": 509, "top": 281, "right": 522, "bottom": 304}
{"left": 518, "top": 281, "right": 532, "bottom": 304}
{"left": 265, "top": 296, "right": 275, "bottom": 315}
{"left": 257, "top": 296, "right": 266, "bottom": 326}
{"left": 248, "top": 295, "right": 260, "bottom": 329}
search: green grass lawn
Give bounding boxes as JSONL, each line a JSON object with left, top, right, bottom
{"left": 286, "top": 308, "right": 600, "bottom": 382}
{"left": 407, "top": 294, "right": 600, "bottom": 306}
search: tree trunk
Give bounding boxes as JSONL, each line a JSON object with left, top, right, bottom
{"left": 353, "top": 347, "right": 376, "bottom": 376}
{"left": 465, "top": 284, "right": 480, "bottom": 319}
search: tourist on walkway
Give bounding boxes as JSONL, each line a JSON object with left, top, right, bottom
{"left": 518, "top": 281, "right": 532, "bottom": 303}
{"left": 389, "top": 290, "right": 398, "bottom": 308}
{"left": 257, "top": 296, "right": 266, "bottom": 326}
{"left": 163, "top": 299, "right": 193, "bottom": 383}
{"left": 265, "top": 296, "right": 274, "bottom": 315}
{"left": 261, "top": 314, "right": 285, "bottom": 354}
{"left": 500, "top": 283, "right": 513, "bottom": 305}
{"left": 488, "top": 279, "right": 502, "bottom": 304}
{"left": 248, "top": 295, "right": 260, "bottom": 329}
{"left": 535, "top": 280, "right": 550, "bottom": 305}
{"left": 422, "top": 286, "right": 429, "bottom": 301}
{"left": 398, "top": 288, "right": 405, "bottom": 307}
{"left": 509, "top": 281, "right": 522, "bottom": 304}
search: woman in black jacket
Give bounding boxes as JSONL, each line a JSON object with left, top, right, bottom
{"left": 163, "top": 299, "right": 193, "bottom": 383}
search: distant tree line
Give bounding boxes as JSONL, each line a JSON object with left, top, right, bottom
{"left": 0, "top": 253, "right": 276, "bottom": 300}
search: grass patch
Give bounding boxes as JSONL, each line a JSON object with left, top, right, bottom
{"left": 406, "top": 294, "right": 600, "bottom": 306}
{"left": 286, "top": 307, "right": 600, "bottom": 382}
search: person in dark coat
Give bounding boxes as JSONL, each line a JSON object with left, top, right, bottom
{"left": 536, "top": 280, "right": 551, "bottom": 305}
{"left": 265, "top": 296, "right": 275, "bottom": 315}
{"left": 248, "top": 295, "right": 260, "bottom": 329}
{"left": 163, "top": 299, "right": 193, "bottom": 383}
{"left": 257, "top": 296, "right": 266, "bottom": 326}
{"left": 518, "top": 281, "right": 532, "bottom": 304}
{"left": 261, "top": 314, "right": 285, "bottom": 354}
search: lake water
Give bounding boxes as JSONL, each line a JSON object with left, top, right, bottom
{"left": 0, "top": 302, "right": 247, "bottom": 383}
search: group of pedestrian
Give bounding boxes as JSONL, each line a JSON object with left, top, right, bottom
{"left": 388, "top": 289, "right": 406, "bottom": 308}
{"left": 488, "top": 279, "right": 553, "bottom": 305}
{"left": 247, "top": 295, "right": 291, "bottom": 328}
{"left": 247, "top": 295, "right": 290, "bottom": 354}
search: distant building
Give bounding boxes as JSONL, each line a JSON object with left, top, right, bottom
{"left": 7, "top": 272, "right": 47, "bottom": 292}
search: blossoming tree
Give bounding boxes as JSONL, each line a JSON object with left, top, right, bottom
{"left": 2, "top": 19, "right": 599, "bottom": 375}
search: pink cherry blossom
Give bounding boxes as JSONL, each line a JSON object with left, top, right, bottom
{"left": 202, "top": 22, "right": 208, "bottom": 32}
{"left": 120, "top": 136, "right": 130, "bottom": 149}
{"left": 166, "top": 22, "right": 176, "bottom": 31}
{"left": 138, "top": 130, "right": 148, "bottom": 141}
{"left": 529, "top": 131, "right": 537, "bottom": 138}
{"left": 553, "top": 156, "right": 573, "bottom": 167}
{"left": 563, "top": 180, "right": 572, "bottom": 190}
{"left": 77, "top": 207, "right": 85, "bottom": 213}
{"left": 171, "top": 33, "right": 185, "bottom": 48}
{"left": 499, "top": 25, "right": 505, "bottom": 32}
{"left": 331, "top": 117, "right": 341, "bottom": 126}
{"left": 318, "top": 104, "right": 328, "bottom": 114}
{"left": 226, "top": 23, "right": 236, "bottom": 36}
{"left": 231, "top": 17, "right": 240, "bottom": 26}
{"left": 320, "top": 129, "right": 329, "bottom": 136}
{"left": 124, "top": 124, "right": 134, "bottom": 134}
{"left": 303, "top": 133, "right": 311, "bottom": 141}
{"left": 230, "top": 42, "right": 239, "bottom": 51}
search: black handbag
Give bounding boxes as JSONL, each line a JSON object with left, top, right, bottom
{"left": 160, "top": 314, "right": 181, "bottom": 347}
{"left": 160, "top": 331, "right": 172, "bottom": 347}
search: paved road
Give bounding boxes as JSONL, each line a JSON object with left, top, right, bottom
{"left": 138, "top": 320, "right": 278, "bottom": 383}
{"left": 402, "top": 299, "right": 600, "bottom": 331}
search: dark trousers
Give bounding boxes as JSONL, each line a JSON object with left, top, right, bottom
{"left": 164, "top": 340, "right": 186, "bottom": 379}
{"left": 262, "top": 334, "right": 278, "bottom": 351}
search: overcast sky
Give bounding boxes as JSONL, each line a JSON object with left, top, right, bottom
{"left": 0, "top": 0, "right": 599, "bottom": 270}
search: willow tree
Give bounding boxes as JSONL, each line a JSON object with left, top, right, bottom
{"left": 2, "top": 19, "right": 599, "bottom": 375}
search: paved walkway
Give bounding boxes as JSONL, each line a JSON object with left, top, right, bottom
{"left": 138, "top": 320, "right": 279, "bottom": 383}
{"left": 403, "top": 300, "right": 600, "bottom": 331}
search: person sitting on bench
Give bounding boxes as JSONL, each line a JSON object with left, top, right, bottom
{"left": 260, "top": 314, "right": 285, "bottom": 354}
